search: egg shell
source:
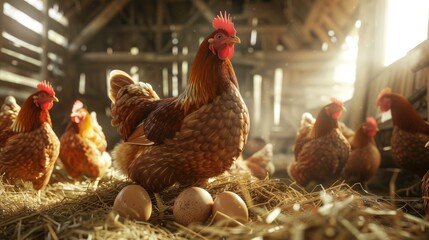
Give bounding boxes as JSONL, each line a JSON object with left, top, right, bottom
{"left": 212, "top": 191, "right": 248, "bottom": 226}
{"left": 173, "top": 187, "right": 213, "bottom": 226}
{"left": 113, "top": 184, "right": 152, "bottom": 221}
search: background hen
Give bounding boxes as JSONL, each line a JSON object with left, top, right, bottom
{"left": 0, "top": 96, "right": 21, "bottom": 149}
{"left": 109, "top": 12, "right": 249, "bottom": 192}
{"left": 288, "top": 99, "right": 350, "bottom": 187}
{"left": 59, "top": 100, "right": 111, "bottom": 180}
{"left": 0, "top": 81, "right": 59, "bottom": 190}
{"left": 231, "top": 141, "right": 274, "bottom": 180}
{"left": 342, "top": 117, "right": 381, "bottom": 188}
{"left": 377, "top": 88, "right": 429, "bottom": 177}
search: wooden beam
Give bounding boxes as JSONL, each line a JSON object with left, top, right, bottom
{"left": 68, "top": 0, "right": 130, "bottom": 57}
{"left": 3, "top": 16, "right": 42, "bottom": 47}
{"left": 0, "top": 0, "right": 3, "bottom": 52}
{"left": 65, "top": 0, "right": 94, "bottom": 19}
{"left": 7, "top": 0, "right": 43, "bottom": 22}
{"left": 159, "top": 0, "right": 219, "bottom": 53}
{"left": 191, "top": 0, "right": 215, "bottom": 23}
{"left": 79, "top": 50, "right": 347, "bottom": 66}
{"left": 155, "top": 0, "right": 165, "bottom": 52}
{"left": 109, "top": 24, "right": 289, "bottom": 34}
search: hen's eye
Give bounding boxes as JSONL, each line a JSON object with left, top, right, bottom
{"left": 216, "top": 34, "right": 223, "bottom": 40}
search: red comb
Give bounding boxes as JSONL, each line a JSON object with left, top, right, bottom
{"left": 330, "top": 97, "right": 343, "bottom": 106}
{"left": 37, "top": 80, "right": 55, "bottom": 97}
{"left": 212, "top": 11, "right": 236, "bottom": 36}
{"left": 376, "top": 88, "right": 392, "bottom": 104}
{"left": 72, "top": 100, "right": 84, "bottom": 113}
{"left": 366, "top": 117, "right": 377, "bottom": 128}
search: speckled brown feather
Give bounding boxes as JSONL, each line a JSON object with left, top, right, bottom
{"left": 391, "top": 127, "right": 429, "bottom": 176}
{"left": 110, "top": 66, "right": 248, "bottom": 192}
{"left": 110, "top": 24, "right": 249, "bottom": 192}
{"left": 289, "top": 129, "right": 350, "bottom": 186}
{"left": 110, "top": 77, "right": 161, "bottom": 141}
{"left": 289, "top": 104, "right": 350, "bottom": 187}
{"left": 0, "top": 88, "right": 59, "bottom": 190}
{"left": 0, "top": 96, "right": 21, "bottom": 149}
{"left": 113, "top": 85, "right": 248, "bottom": 192}
{"left": 59, "top": 113, "right": 111, "bottom": 180}
{"left": 342, "top": 122, "right": 380, "bottom": 185}
{"left": 380, "top": 92, "right": 429, "bottom": 177}
{"left": 0, "top": 123, "right": 59, "bottom": 190}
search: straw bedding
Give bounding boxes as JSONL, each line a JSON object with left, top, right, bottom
{"left": 0, "top": 169, "right": 428, "bottom": 239}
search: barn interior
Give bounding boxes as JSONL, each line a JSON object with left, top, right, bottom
{"left": 1, "top": 0, "right": 429, "bottom": 239}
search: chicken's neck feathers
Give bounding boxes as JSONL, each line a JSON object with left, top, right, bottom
{"left": 178, "top": 35, "right": 238, "bottom": 113}
{"left": 311, "top": 109, "right": 339, "bottom": 138}
{"left": 350, "top": 126, "right": 375, "bottom": 149}
{"left": 78, "top": 114, "right": 94, "bottom": 138}
{"left": 390, "top": 94, "right": 429, "bottom": 133}
{"left": 12, "top": 96, "right": 52, "bottom": 133}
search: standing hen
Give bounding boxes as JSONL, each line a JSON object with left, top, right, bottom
{"left": 0, "top": 96, "right": 21, "bottom": 149}
{"left": 0, "top": 81, "right": 59, "bottom": 190}
{"left": 59, "top": 100, "right": 111, "bottom": 180}
{"left": 342, "top": 117, "right": 381, "bottom": 188}
{"left": 109, "top": 12, "right": 249, "bottom": 192}
{"left": 288, "top": 99, "right": 350, "bottom": 187}
{"left": 377, "top": 88, "right": 429, "bottom": 177}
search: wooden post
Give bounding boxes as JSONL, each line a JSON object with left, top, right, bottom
{"left": 427, "top": 67, "right": 429, "bottom": 119}
{"left": 0, "top": 0, "right": 3, "bottom": 52}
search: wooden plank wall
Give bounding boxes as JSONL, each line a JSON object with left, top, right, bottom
{"left": 0, "top": 0, "right": 68, "bottom": 134}
{"left": 365, "top": 40, "right": 429, "bottom": 120}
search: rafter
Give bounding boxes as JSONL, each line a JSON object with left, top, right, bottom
{"left": 68, "top": 0, "right": 130, "bottom": 57}
{"left": 191, "top": 0, "right": 215, "bottom": 23}
{"left": 155, "top": 0, "right": 165, "bottom": 52}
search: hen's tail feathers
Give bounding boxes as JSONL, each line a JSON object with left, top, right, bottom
{"left": 300, "top": 112, "right": 315, "bottom": 129}
{"left": 247, "top": 143, "right": 273, "bottom": 164}
{"left": 109, "top": 70, "right": 160, "bottom": 103}
{"left": 1, "top": 96, "right": 21, "bottom": 112}
{"left": 109, "top": 70, "right": 137, "bottom": 103}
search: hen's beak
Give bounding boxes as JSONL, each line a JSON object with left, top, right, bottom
{"left": 425, "top": 141, "right": 429, "bottom": 148}
{"left": 228, "top": 36, "right": 241, "bottom": 44}
{"left": 52, "top": 96, "right": 59, "bottom": 102}
{"left": 342, "top": 106, "right": 347, "bottom": 112}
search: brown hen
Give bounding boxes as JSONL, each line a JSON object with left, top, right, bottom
{"left": 0, "top": 96, "right": 21, "bottom": 149}
{"left": 0, "top": 81, "right": 59, "bottom": 190}
{"left": 377, "top": 88, "right": 429, "bottom": 177}
{"left": 109, "top": 12, "right": 249, "bottom": 192}
{"left": 235, "top": 143, "right": 274, "bottom": 180}
{"left": 342, "top": 117, "right": 381, "bottom": 188}
{"left": 288, "top": 99, "right": 351, "bottom": 187}
{"left": 59, "top": 100, "right": 111, "bottom": 180}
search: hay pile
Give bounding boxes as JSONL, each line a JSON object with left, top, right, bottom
{"left": 0, "top": 170, "right": 428, "bottom": 239}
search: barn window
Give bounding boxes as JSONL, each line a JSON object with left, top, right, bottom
{"left": 273, "top": 68, "right": 283, "bottom": 126}
{"left": 130, "top": 66, "right": 139, "bottom": 82}
{"left": 181, "top": 47, "right": 189, "bottom": 90}
{"left": 3, "top": 2, "right": 42, "bottom": 34}
{"left": 79, "top": 73, "right": 86, "bottom": 95}
{"left": 253, "top": 74, "right": 262, "bottom": 127}
{"left": 162, "top": 67, "right": 169, "bottom": 97}
{"left": 384, "top": 0, "right": 429, "bottom": 66}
